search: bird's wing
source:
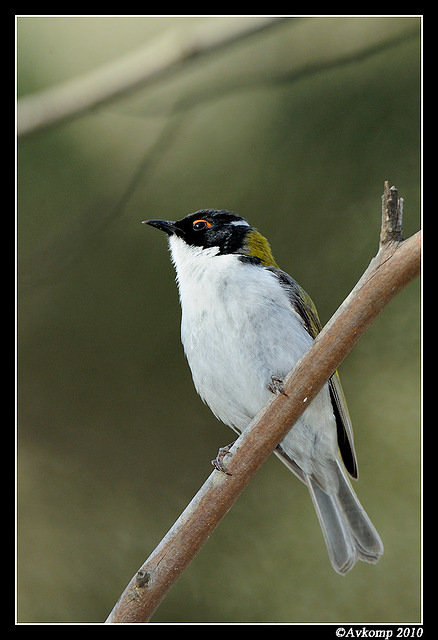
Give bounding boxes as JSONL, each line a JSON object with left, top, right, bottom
{"left": 267, "top": 267, "right": 358, "bottom": 478}
{"left": 328, "top": 371, "right": 358, "bottom": 478}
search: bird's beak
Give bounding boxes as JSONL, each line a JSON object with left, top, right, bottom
{"left": 142, "top": 219, "right": 177, "bottom": 236}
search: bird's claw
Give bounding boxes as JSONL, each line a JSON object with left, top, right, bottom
{"left": 268, "top": 375, "right": 288, "bottom": 396}
{"left": 211, "top": 441, "right": 235, "bottom": 476}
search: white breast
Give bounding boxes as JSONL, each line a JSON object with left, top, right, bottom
{"left": 168, "top": 236, "right": 312, "bottom": 432}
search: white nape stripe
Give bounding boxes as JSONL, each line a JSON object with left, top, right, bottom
{"left": 229, "top": 219, "right": 250, "bottom": 227}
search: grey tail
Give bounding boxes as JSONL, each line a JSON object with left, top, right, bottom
{"left": 306, "top": 462, "right": 384, "bottom": 575}
{"left": 275, "top": 447, "right": 383, "bottom": 574}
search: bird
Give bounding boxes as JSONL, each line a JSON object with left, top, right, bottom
{"left": 144, "top": 209, "right": 383, "bottom": 575}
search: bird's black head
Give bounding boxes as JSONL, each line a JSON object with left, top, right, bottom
{"left": 144, "top": 209, "right": 278, "bottom": 266}
{"left": 144, "top": 209, "right": 251, "bottom": 255}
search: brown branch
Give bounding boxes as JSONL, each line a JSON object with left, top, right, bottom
{"left": 105, "top": 183, "right": 421, "bottom": 623}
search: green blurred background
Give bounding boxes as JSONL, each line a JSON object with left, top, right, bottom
{"left": 17, "top": 16, "right": 421, "bottom": 624}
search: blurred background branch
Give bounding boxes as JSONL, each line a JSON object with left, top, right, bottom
{"left": 18, "top": 16, "right": 286, "bottom": 138}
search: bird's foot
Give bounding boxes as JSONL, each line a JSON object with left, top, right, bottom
{"left": 267, "top": 375, "right": 288, "bottom": 396}
{"left": 211, "top": 441, "right": 235, "bottom": 476}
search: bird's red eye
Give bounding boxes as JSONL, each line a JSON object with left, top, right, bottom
{"left": 192, "top": 219, "right": 212, "bottom": 230}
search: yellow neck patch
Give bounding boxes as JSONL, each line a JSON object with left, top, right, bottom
{"left": 244, "top": 230, "right": 278, "bottom": 267}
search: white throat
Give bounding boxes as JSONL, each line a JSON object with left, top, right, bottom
{"left": 168, "top": 235, "right": 222, "bottom": 296}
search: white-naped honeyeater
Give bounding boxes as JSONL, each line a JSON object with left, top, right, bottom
{"left": 144, "top": 209, "right": 383, "bottom": 575}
